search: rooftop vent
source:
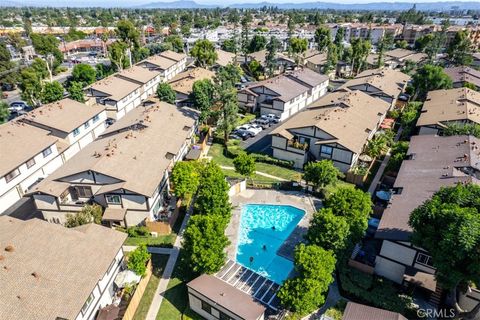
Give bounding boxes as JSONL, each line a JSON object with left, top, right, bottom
{"left": 5, "top": 245, "right": 14, "bottom": 252}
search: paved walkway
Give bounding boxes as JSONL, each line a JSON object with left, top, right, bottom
{"left": 220, "top": 165, "right": 288, "bottom": 181}
{"left": 303, "top": 277, "right": 345, "bottom": 320}
{"left": 367, "top": 127, "right": 403, "bottom": 195}
{"left": 145, "top": 212, "right": 190, "bottom": 320}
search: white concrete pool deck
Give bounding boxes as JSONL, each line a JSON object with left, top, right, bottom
{"left": 226, "top": 189, "right": 320, "bottom": 261}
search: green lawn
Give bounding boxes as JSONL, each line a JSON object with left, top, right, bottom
{"left": 157, "top": 252, "right": 202, "bottom": 320}
{"left": 208, "top": 143, "right": 302, "bottom": 182}
{"left": 132, "top": 254, "right": 170, "bottom": 320}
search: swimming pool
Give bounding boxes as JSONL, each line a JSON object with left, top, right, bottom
{"left": 236, "top": 204, "right": 305, "bottom": 284}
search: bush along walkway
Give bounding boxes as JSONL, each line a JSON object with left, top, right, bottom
{"left": 220, "top": 165, "right": 288, "bottom": 181}
{"left": 145, "top": 209, "right": 191, "bottom": 320}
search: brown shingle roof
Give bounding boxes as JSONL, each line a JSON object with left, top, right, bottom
{"left": 168, "top": 67, "right": 215, "bottom": 95}
{"left": 417, "top": 88, "right": 480, "bottom": 127}
{"left": 287, "top": 68, "right": 329, "bottom": 88}
{"left": 0, "top": 121, "right": 58, "bottom": 177}
{"left": 342, "top": 302, "right": 407, "bottom": 320}
{"left": 187, "top": 274, "right": 265, "bottom": 320}
{"left": 248, "top": 74, "right": 311, "bottom": 102}
{"left": 89, "top": 75, "right": 141, "bottom": 101}
{"left": 20, "top": 98, "right": 105, "bottom": 133}
{"left": 142, "top": 54, "right": 178, "bottom": 70}
{"left": 0, "top": 217, "right": 126, "bottom": 320}
{"left": 376, "top": 135, "right": 480, "bottom": 241}
{"left": 306, "top": 52, "right": 328, "bottom": 65}
{"left": 271, "top": 90, "right": 389, "bottom": 154}
{"left": 444, "top": 66, "right": 480, "bottom": 87}
{"left": 215, "top": 49, "right": 236, "bottom": 67}
{"left": 32, "top": 100, "right": 199, "bottom": 197}
{"left": 159, "top": 50, "right": 186, "bottom": 62}
{"left": 116, "top": 65, "right": 160, "bottom": 84}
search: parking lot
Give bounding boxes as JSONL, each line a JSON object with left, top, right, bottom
{"left": 233, "top": 117, "right": 282, "bottom": 155}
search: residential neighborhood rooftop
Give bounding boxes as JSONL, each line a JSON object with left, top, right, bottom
{"left": 342, "top": 302, "right": 408, "bottom": 320}
{"left": 168, "top": 67, "right": 215, "bottom": 95}
{"left": 376, "top": 134, "right": 480, "bottom": 241}
{"left": 115, "top": 65, "right": 161, "bottom": 84}
{"left": 287, "top": 67, "right": 330, "bottom": 88}
{"left": 20, "top": 98, "right": 106, "bottom": 133}
{"left": 159, "top": 49, "right": 187, "bottom": 62}
{"left": 31, "top": 100, "right": 198, "bottom": 197}
{"left": 142, "top": 54, "right": 178, "bottom": 70}
{"left": 0, "top": 216, "right": 126, "bottom": 320}
{"left": 444, "top": 66, "right": 480, "bottom": 87}
{"left": 88, "top": 74, "right": 142, "bottom": 101}
{"left": 215, "top": 49, "right": 236, "bottom": 67}
{"left": 416, "top": 87, "right": 480, "bottom": 127}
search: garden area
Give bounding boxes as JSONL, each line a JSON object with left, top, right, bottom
{"left": 132, "top": 254, "right": 170, "bottom": 320}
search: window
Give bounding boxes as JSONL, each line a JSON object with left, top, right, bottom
{"left": 42, "top": 147, "right": 52, "bottom": 158}
{"left": 84, "top": 121, "right": 90, "bottom": 129}
{"left": 201, "top": 301, "right": 211, "bottom": 314}
{"left": 93, "top": 115, "right": 100, "bottom": 123}
{"left": 81, "top": 293, "right": 94, "bottom": 315}
{"left": 219, "top": 312, "right": 233, "bottom": 320}
{"left": 416, "top": 253, "right": 433, "bottom": 267}
{"left": 106, "top": 195, "right": 121, "bottom": 204}
{"left": 26, "top": 158, "right": 36, "bottom": 169}
{"left": 75, "top": 186, "right": 93, "bottom": 198}
{"left": 320, "top": 145, "right": 333, "bottom": 156}
{"left": 73, "top": 128, "right": 80, "bottom": 137}
{"left": 5, "top": 168, "right": 20, "bottom": 183}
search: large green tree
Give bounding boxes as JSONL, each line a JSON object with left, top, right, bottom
{"left": 67, "top": 81, "right": 85, "bottom": 103}
{"left": 41, "top": 81, "right": 64, "bottom": 104}
{"left": 182, "top": 214, "right": 230, "bottom": 274}
{"left": 412, "top": 64, "right": 452, "bottom": 100}
{"left": 116, "top": 19, "right": 140, "bottom": 65}
{"left": 248, "top": 35, "right": 267, "bottom": 53}
{"left": 324, "top": 186, "right": 372, "bottom": 242}
{"left": 71, "top": 63, "right": 97, "bottom": 87}
{"left": 0, "top": 101, "right": 10, "bottom": 124}
{"left": 314, "top": 26, "right": 331, "bottom": 52}
{"left": 265, "top": 36, "right": 280, "bottom": 77}
{"left": 108, "top": 41, "right": 129, "bottom": 71}
{"left": 127, "top": 245, "right": 151, "bottom": 276}
{"left": 303, "top": 160, "right": 340, "bottom": 190}
{"left": 19, "top": 68, "right": 43, "bottom": 106}
{"left": 306, "top": 208, "right": 350, "bottom": 252}
{"left": 278, "top": 244, "right": 336, "bottom": 315}
{"left": 190, "top": 39, "right": 217, "bottom": 68}
{"left": 194, "top": 162, "right": 231, "bottom": 219}
{"left": 233, "top": 152, "right": 256, "bottom": 178}
{"left": 156, "top": 82, "right": 176, "bottom": 104}
{"left": 409, "top": 184, "right": 480, "bottom": 319}
{"left": 350, "top": 38, "right": 371, "bottom": 74}
{"left": 447, "top": 30, "right": 473, "bottom": 66}
{"left": 191, "top": 79, "right": 215, "bottom": 124}
{"left": 171, "top": 161, "right": 200, "bottom": 204}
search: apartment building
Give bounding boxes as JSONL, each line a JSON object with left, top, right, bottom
{"left": 383, "top": 48, "right": 427, "bottom": 68}
{"left": 29, "top": 100, "right": 199, "bottom": 226}
{"left": 338, "top": 68, "right": 410, "bottom": 107}
{"left": 214, "top": 49, "right": 236, "bottom": 68}
{"left": 138, "top": 50, "right": 187, "bottom": 81}
{"left": 0, "top": 216, "right": 126, "bottom": 320}
{"left": 115, "top": 65, "right": 162, "bottom": 100}
{"left": 85, "top": 75, "right": 142, "bottom": 120}
{"left": 238, "top": 68, "right": 329, "bottom": 120}
{"left": 417, "top": 88, "right": 480, "bottom": 135}
{"left": 270, "top": 90, "right": 389, "bottom": 170}
{"left": 444, "top": 66, "right": 480, "bottom": 90}
{"left": 375, "top": 135, "right": 480, "bottom": 292}
{"left": 21, "top": 98, "right": 107, "bottom": 161}
{"left": 168, "top": 67, "right": 216, "bottom": 104}
{"left": 0, "top": 99, "right": 107, "bottom": 214}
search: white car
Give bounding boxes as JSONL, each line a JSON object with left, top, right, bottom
{"left": 263, "top": 114, "right": 281, "bottom": 123}
{"left": 237, "top": 124, "right": 262, "bottom": 136}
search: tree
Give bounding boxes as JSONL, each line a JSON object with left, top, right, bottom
{"left": 447, "top": 30, "right": 473, "bottom": 66}
{"left": 164, "top": 35, "right": 184, "bottom": 53}
{"left": 108, "top": 41, "right": 129, "bottom": 71}
{"left": 64, "top": 204, "right": 103, "bottom": 228}
{"left": 303, "top": 160, "right": 340, "bottom": 190}
{"left": 68, "top": 81, "right": 85, "bottom": 103}
{"left": 127, "top": 245, "right": 151, "bottom": 276}
{"left": 278, "top": 244, "right": 336, "bottom": 315}
{"left": 365, "top": 135, "right": 389, "bottom": 158}
{"left": 30, "top": 33, "right": 63, "bottom": 70}
{"left": 0, "top": 43, "right": 17, "bottom": 88}
{"left": 0, "top": 101, "right": 10, "bottom": 124}
{"left": 334, "top": 27, "right": 345, "bottom": 59}
{"left": 116, "top": 19, "right": 140, "bottom": 65}
{"left": 190, "top": 39, "right": 217, "bottom": 68}
{"left": 306, "top": 208, "right": 350, "bottom": 252}
{"left": 191, "top": 79, "right": 215, "bottom": 124}
{"left": 350, "top": 38, "right": 371, "bottom": 74}
{"left": 19, "top": 68, "right": 42, "bottom": 106}
{"left": 265, "top": 36, "right": 280, "bottom": 77}
{"left": 30, "top": 58, "right": 49, "bottom": 80}
{"left": 182, "top": 214, "right": 230, "bottom": 274}
{"left": 221, "top": 38, "right": 237, "bottom": 53}
{"left": 156, "top": 82, "right": 176, "bottom": 104}
{"left": 240, "top": 14, "right": 251, "bottom": 63}
{"left": 171, "top": 161, "right": 200, "bottom": 204}
{"left": 314, "top": 26, "right": 331, "bottom": 52}
{"left": 247, "top": 60, "right": 263, "bottom": 80}
{"left": 395, "top": 40, "right": 409, "bottom": 49}
{"left": 194, "top": 162, "right": 231, "bottom": 219}
{"left": 409, "top": 184, "right": 480, "bottom": 319}
{"left": 377, "top": 34, "right": 394, "bottom": 68}
{"left": 289, "top": 37, "right": 308, "bottom": 63}
{"left": 324, "top": 186, "right": 372, "bottom": 242}
{"left": 412, "top": 64, "right": 452, "bottom": 99}
{"left": 325, "top": 43, "right": 339, "bottom": 72}
{"left": 41, "top": 81, "right": 64, "bottom": 104}
{"left": 248, "top": 35, "right": 267, "bottom": 53}
{"left": 71, "top": 63, "right": 96, "bottom": 86}
{"left": 233, "top": 152, "right": 256, "bottom": 178}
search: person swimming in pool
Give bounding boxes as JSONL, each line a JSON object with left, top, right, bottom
{"left": 271, "top": 226, "right": 276, "bottom": 230}
{"left": 249, "top": 256, "right": 254, "bottom": 264}
{"left": 262, "top": 245, "right": 267, "bottom": 251}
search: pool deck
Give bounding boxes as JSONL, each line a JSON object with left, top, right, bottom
{"left": 227, "top": 189, "right": 320, "bottom": 261}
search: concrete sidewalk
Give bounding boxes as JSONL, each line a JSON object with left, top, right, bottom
{"left": 122, "top": 246, "right": 173, "bottom": 255}
{"left": 145, "top": 212, "right": 190, "bottom": 320}
{"left": 220, "top": 165, "right": 288, "bottom": 181}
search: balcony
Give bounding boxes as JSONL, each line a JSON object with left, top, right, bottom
{"left": 287, "top": 140, "right": 309, "bottom": 154}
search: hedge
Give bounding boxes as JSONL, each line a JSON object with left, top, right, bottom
{"left": 223, "top": 145, "right": 295, "bottom": 169}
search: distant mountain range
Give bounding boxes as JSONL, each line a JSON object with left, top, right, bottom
{"left": 2, "top": 0, "right": 480, "bottom": 11}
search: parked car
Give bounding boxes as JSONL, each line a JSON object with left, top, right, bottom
{"left": 105, "top": 118, "right": 116, "bottom": 127}
{"left": 237, "top": 124, "right": 262, "bottom": 136}
{"left": 9, "top": 101, "right": 29, "bottom": 112}
{"left": 262, "top": 114, "right": 281, "bottom": 124}
{"left": 256, "top": 118, "right": 271, "bottom": 128}
{"left": 229, "top": 133, "right": 241, "bottom": 140}
{"left": 233, "top": 129, "right": 252, "bottom": 140}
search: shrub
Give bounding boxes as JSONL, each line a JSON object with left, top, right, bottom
{"left": 127, "top": 245, "right": 151, "bottom": 276}
{"left": 126, "top": 226, "right": 150, "bottom": 237}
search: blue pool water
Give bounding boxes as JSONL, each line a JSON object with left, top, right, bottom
{"left": 236, "top": 204, "right": 305, "bottom": 284}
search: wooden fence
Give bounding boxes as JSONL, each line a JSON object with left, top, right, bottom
{"left": 122, "top": 259, "right": 153, "bottom": 320}
{"left": 145, "top": 199, "right": 182, "bottom": 235}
